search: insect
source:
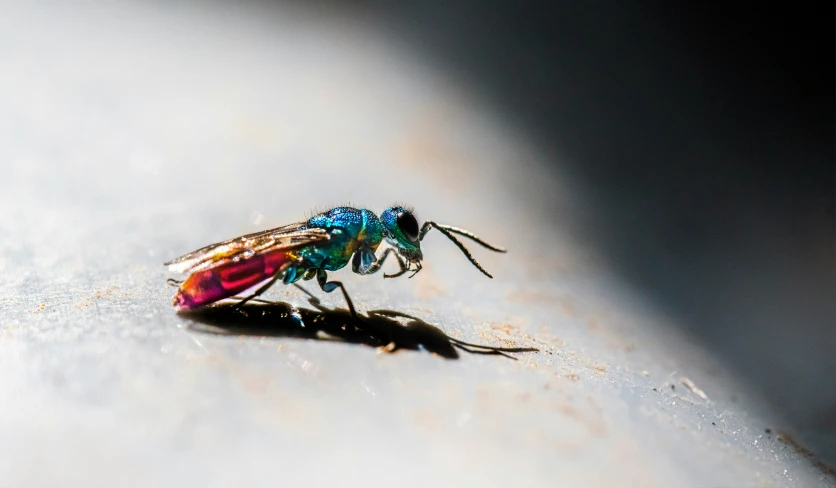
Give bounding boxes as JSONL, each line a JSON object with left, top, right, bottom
{"left": 164, "top": 206, "right": 506, "bottom": 316}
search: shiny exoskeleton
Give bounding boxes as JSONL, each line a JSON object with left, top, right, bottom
{"left": 165, "top": 206, "right": 506, "bottom": 316}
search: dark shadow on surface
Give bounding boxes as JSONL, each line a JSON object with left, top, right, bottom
{"left": 181, "top": 298, "right": 537, "bottom": 360}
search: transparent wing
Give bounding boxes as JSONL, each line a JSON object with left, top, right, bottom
{"left": 164, "top": 222, "right": 328, "bottom": 274}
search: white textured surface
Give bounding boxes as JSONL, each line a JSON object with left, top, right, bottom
{"left": 0, "top": 2, "right": 832, "bottom": 487}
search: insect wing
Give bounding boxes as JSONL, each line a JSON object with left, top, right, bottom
{"left": 164, "top": 223, "right": 328, "bottom": 274}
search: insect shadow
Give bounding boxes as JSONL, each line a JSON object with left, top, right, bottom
{"left": 181, "top": 292, "right": 537, "bottom": 360}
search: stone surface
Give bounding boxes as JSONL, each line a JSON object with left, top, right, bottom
{"left": 0, "top": 2, "right": 832, "bottom": 487}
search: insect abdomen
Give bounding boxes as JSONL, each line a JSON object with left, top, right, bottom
{"left": 173, "top": 250, "right": 294, "bottom": 310}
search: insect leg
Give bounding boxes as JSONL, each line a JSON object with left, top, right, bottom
{"left": 166, "top": 278, "right": 183, "bottom": 287}
{"left": 387, "top": 261, "right": 411, "bottom": 279}
{"left": 289, "top": 283, "right": 336, "bottom": 316}
{"left": 407, "top": 260, "right": 422, "bottom": 279}
{"left": 384, "top": 252, "right": 410, "bottom": 279}
{"left": 316, "top": 269, "right": 358, "bottom": 318}
{"left": 231, "top": 263, "right": 293, "bottom": 310}
{"left": 363, "top": 248, "right": 409, "bottom": 278}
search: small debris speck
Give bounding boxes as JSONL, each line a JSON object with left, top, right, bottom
{"left": 680, "top": 377, "right": 711, "bottom": 402}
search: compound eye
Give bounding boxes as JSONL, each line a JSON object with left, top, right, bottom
{"left": 396, "top": 211, "right": 419, "bottom": 242}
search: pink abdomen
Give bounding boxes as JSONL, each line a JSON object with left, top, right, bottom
{"left": 173, "top": 250, "right": 294, "bottom": 311}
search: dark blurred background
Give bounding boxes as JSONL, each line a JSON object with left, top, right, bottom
{"left": 297, "top": 0, "right": 835, "bottom": 462}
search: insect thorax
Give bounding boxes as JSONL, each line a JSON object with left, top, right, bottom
{"left": 300, "top": 207, "right": 383, "bottom": 272}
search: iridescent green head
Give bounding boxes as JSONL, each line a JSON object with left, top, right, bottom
{"left": 380, "top": 206, "right": 423, "bottom": 262}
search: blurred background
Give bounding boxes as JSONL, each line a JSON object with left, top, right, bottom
{"left": 0, "top": 0, "right": 832, "bottom": 486}
{"left": 361, "top": 0, "right": 836, "bottom": 463}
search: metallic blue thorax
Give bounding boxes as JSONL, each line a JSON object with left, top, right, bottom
{"left": 296, "top": 207, "right": 384, "bottom": 273}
